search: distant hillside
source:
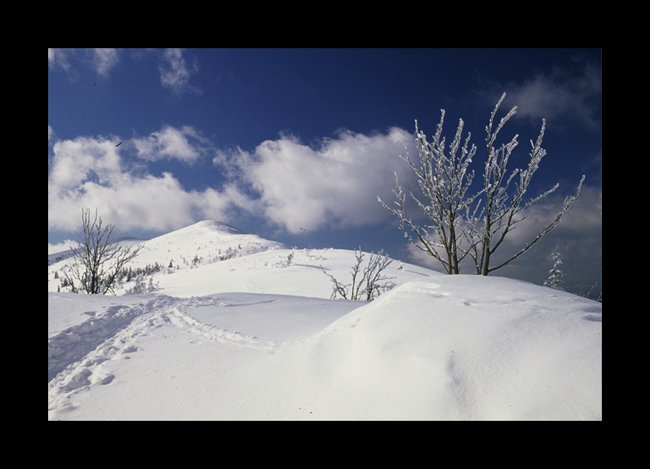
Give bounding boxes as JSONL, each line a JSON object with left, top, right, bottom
{"left": 47, "top": 219, "right": 436, "bottom": 298}
{"left": 48, "top": 219, "right": 287, "bottom": 293}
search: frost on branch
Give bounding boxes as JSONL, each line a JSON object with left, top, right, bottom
{"left": 466, "top": 93, "right": 584, "bottom": 275}
{"left": 380, "top": 92, "right": 585, "bottom": 276}
{"left": 323, "top": 247, "right": 395, "bottom": 301}
{"left": 378, "top": 111, "right": 481, "bottom": 274}
{"left": 543, "top": 248, "right": 566, "bottom": 291}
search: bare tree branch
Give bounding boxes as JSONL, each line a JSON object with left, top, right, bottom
{"left": 64, "top": 209, "right": 142, "bottom": 294}
{"left": 323, "top": 248, "right": 395, "bottom": 301}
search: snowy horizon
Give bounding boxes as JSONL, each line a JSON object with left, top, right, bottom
{"left": 48, "top": 220, "right": 601, "bottom": 420}
{"left": 49, "top": 48, "right": 601, "bottom": 294}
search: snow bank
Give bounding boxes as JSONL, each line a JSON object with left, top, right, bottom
{"left": 276, "top": 276, "right": 602, "bottom": 420}
{"left": 48, "top": 220, "right": 601, "bottom": 420}
{"left": 149, "top": 247, "right": 437, "bottom": 299}
{"left": 48, "top": 275, "right": 601, "bottom": 420}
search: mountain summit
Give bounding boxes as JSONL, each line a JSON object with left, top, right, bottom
{"left": 172, "top": 219, "right": 247, "bottom": 236}
{"left": 47, "top": 219, "right": 288, "bottom": 294}
{"left": 113, "top": 219, "right": 287, "bottom": 272}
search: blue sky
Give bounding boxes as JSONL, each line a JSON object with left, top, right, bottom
{"left": 48, "top": 48, "right": 602, "bottom": 294}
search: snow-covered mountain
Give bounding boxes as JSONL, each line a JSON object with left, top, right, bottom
{"left": 48, "top": 220, "right": 286, "bottom": 293}
{"left": 49, "top": 220, "right": 284, "bottom": 267}
{"left": 122, "top": 219, "right": 288, "bottom": 274}
{"left": 48, "top": 219, "right": 435, "bottom": 297}
{"left": 47, "top": 219, "right": 602, "bottom": 420}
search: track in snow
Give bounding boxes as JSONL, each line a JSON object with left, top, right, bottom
{"left": 47, "top": 294, "right": 282, "bottom": 415}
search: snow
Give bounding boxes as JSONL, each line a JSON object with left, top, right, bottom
{"left": 48, "top": 220, "right": 602, "bottom": 420}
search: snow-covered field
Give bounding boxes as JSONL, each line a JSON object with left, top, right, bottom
{"left": 48, "top": 220, "right": 602, "bottom": 420}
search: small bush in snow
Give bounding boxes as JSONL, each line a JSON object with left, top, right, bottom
{"left": 324, "top": 247, "right": 395, "bottom": 301}
{"left": 126, "top": 274, "right": 159, "bottom": 295}
{"left": 543, "top": 249, "right": 566, "bottom": 291}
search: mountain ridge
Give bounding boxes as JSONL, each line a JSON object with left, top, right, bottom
{"left": 47, "top": 218, "right": 437, "bottom": 298}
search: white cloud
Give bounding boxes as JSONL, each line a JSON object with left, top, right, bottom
{"left": 90, "top": 48, "right": 120, "bottom": 76}
{"left": 49, "top": 48, "right": 200, "bottom": 92}
{"left": 485, "top": 184, "right": 602, "bottom": 290}
{"left": 48, "top": 131, "right": 243, "bottom": 234}
{"left": 49, "top": 135, "right": 123, "bottom": 190}
{"left": 504, "top": 62, "right": 602, "bottom": 130}
{"left": 48, "top": 48, "right": 120, "bottom": 77}
{"left": 48, "top": 48, "right": 73, "bottom": 72}
{"left": 158, "top": 48, "right": 201, "bottom": 95}
{"left": 132, "top": 125, "right": 212, "bottom": 164}
{"left": 493, "top": 184, "right": 601, "bottom": 249}
{"left": 57, "top": 172, "right": 200, "bottom": 232}
{"left": 215, "top": 128, "right": 418, "bottom": 233}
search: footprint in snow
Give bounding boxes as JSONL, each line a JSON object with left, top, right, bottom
{"left": 96, "top": 374, "right": 115, "bottom": 385}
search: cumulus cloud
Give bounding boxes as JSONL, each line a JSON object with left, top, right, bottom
{"left": 504, "top": 62, "right": 602, "bottom": 131}
{"left": 56, "top": 172, "right": 201, "bottom": 232}
{"left": 132, "top": 125, "right": 212, "bottom": 164}
{"left": 48, "top": 126, "right": 241, "bottom": 233}
{"left": 215, "top": 127, "right": 418, "bottom": 233}
{"left": 158, "top": 48, "right": 202, "bottom": 95}
{"left": 56, "top": 121, "right": 546, "bottom": 244}
{"left": 48, "top": 135, "right": 123, "bottom": 190}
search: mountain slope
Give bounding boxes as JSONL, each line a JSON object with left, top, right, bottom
{"left": 48, "top": 220, "right": 288, "bottom": 294}
{"left": 120, "top": 219, "right": 287, "bottom": 270}
{"left": 147, "top": 247, "right": 438, "bottom": 298}
{"left": 47, "top": 219, "right": 601, "bottom": 420}
{"left": 48, "top": 219, "right": 437, "bottom": 298}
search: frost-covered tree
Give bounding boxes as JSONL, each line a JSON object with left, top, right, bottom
{"left": 64, "top": 209, "right": 142, "bottom": 294}
{"left": 464, "top": 93, "right": 584, "bottom": 275}
{"left": 126, "top": 274, "right": 159, "bottom": 295}
{"left": 378, "top": 114, "right": 483, "bottom": 274}
{"left": 544, "top": 249, "right": 566, "bottom": 291}
{"left": 380, "top": 92, "right": 584, "bottom": 276}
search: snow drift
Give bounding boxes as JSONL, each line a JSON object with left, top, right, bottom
{"left": 280, "top": 276, "right": 602, "bottom": 420}
{"left": 48, "top": 220, "right": 601, "bottom": 420}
